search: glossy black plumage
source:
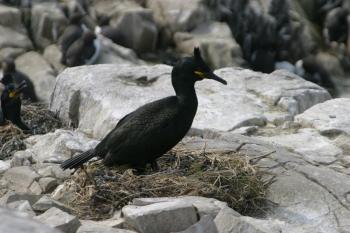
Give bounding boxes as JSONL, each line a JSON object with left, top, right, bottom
{"left": 2, "top": 59, "right": 38, "bottom": 102}
{"left": 58, "top": 13, "right": 84, "bottom": 65}
{"left": 1, "top": 81, "right": 30, "bottom": 131}
{"left": 61, "top": 48, "right": 227, "bottom": 170}
{"left": 65, "top": 31, "right": 97, "bottom": 67}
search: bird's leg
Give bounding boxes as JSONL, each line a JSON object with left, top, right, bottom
{"left": 150, "top": 160, "right": 159, "bottom": 171}
{"left": 81, "top": 165, "right": 96, "bottom": 186}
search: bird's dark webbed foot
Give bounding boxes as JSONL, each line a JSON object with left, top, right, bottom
{"left": 150, "top": 160, "right": 159, "bottom": 171}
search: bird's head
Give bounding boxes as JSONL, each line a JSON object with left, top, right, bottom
{"left": 83, "top": 31, "right": 96, "bottom": 43}
{"left": 172, "top": 47, "right": 227, "bottom": 86}
{"left": 5, "top": 81, "right": 27, "bottom": 99}
{"left": 2, "top": 58, "right": 16, "bottom": 74}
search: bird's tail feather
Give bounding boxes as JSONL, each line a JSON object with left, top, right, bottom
{"left": 61, "top": 149, "right": 96, "bottom": 170}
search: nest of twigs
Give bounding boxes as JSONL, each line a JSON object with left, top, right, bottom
{"left": 0, "top": 101, "right": 64, "bottom": 159}
{"left": 65, "top": 148, "right": 270, "bottom": 220}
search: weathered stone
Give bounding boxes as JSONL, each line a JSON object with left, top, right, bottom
{"left": 174, "top": 22, "right": 244, "bottom": 69}
{"left": 38, "top": 177, "right": 58, "bottom": 193}
{"left": 132, "top": 196, "right": 227, "bottom": 218}
{"left": 77, "top": 220, "right": 136, "bottom": 233}
{"left": 11, "top": 151, "right": 33, "bottom": 167}
{"left": 32, "top": 195, "right": 71, "bottom": 213}
{"left": 295, "top": 98, "right": 350, "bottom": 136}
{"left": 146, "top": 0, "right": 209, "bottom": 32}
{"left": 122, "top": 201, "right": 198, "bottom": 233}
{"left": 0, "top": 160, "right": 10, "bottom": 174}
{"left": 109, "top": 8, "right": 158, "bottom": 53}
{"left": 7, "top": 200, "right": 36, "bottom": 217}
{"left": 35, "top": 207, "right": 80, "bottom": 233}
{"left": 0, "top": 47, "right": 26, "bottom": 62}
{"left": 21, "top": 129, "right": 99, "bottom": 164}
{"left": 15, "top": 51, "right": 56, "bottom": 102}
{"left": 2, "top": 166, "right": 41, "bottom": 193}
{"left": 0, "top": 207, "right": 62, "bottom": 233}
{"left": 29, "top": 181, "right": 43, "bottom": 195}
{"left": 259, "top": 128, "right": 343, "bottom": 164}
{"left": 34, "top": 163, "right": 71, "bottom": 181}
{"left": 175, "top": 215, "right": 218, "bottom": 233}
{"left": 0, "top": 25, "right": 32, "bottom": 51}
{"left": 0, "top": 5, "right": 25, "bottom": 33}
{"left": 50, "top": 65, "right": 330, "bottom": 139}
{"left": 0, "top": 191, "right": 42, "bottom": 206}
{"left": 43, "top": 44, "right": 65, "bottom": 73}
{"left": 96, "top": 36, "right": 145, "bottom": 65}
{"left": 31, "top": 2, "right": 68, "bottom": 49}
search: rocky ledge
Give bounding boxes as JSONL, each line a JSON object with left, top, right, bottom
{"left": 1, "top": 64, "right": 350, "bottom": 233}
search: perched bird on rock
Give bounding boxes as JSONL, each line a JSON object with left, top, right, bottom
{"left": 2, "top": 58, "right": 38, "bottom": 102}
{"left": 65, "top": 31, "right": 100, "bottom": 67}
{"left": 1, "top": 74, "right": 30, "bottom": 131}
{"left": 61, "top": 47, "right": 227, "bottom": 170}
{"left": 58, "top": 13, "right": 85, "bottom": 65}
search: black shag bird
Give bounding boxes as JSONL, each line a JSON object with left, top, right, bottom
{"left": 58, "top": 13, "right": 84, "bottom": 65}
{"left": 1, "top": 75, "right": 30, "bottom": 131}
{"left": 61, "top": 48, "right": 227, "bottom": 170}
{"left": 65, "top": 31, "right": 99, "bottom": 67}
{"left": 2, "top": 58, "right": 38, "bottom": 102}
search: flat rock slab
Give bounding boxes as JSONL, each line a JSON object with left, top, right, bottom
{"left": 122, "top": 201, "right": 198, "bottom": 233}
{"left": 50, "top": 64, "right": 330, "bottom": 139}
{"left": 77, "top": 220, "right": 136, "bottom": 233}
{"left": 2, "top": 166, "right": 41, "bottom": 193}
{"left": 295, "top": 98, "right": 350, "bottom": 136}
{"left": 35, "top": 207, "right": 80, "bottom": 233}
{"left": 0, "top": 207, "right": 61, "bottom": 233}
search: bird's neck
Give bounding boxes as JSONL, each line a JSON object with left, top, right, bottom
{"left": 175, "top": 84, "right": 198, "bottom": 108}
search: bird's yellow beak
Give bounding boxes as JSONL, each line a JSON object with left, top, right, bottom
{"left": 194, "top": 71, "right": 206, "bottom": 79}
{"left": 9, "top": 91, "right": 17, "bottom": 98}
{"left": 194, "top": 70, "right": 227, "bottom": 85}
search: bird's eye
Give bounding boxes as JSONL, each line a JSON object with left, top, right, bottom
{"left": 194, "top": 71, "right": 206, "bottom": 79}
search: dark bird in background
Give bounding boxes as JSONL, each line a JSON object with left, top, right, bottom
{"left": 65, "top": 31, "right": 99, "bottom": 67}
{"left": 2, "top": 58, "right": 38, "bottom": 102}
{"left": 58, "top": 13, "right": 84, "bottom": 65}
{"left": 1, "top": 74, "right": 30, "bottom": 131}
{"left": 61, "top": 48, "right": 227, "bottom": 170}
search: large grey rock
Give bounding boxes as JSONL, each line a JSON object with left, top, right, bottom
{"left": 35, "top": 207, "right": 80, "bottom": 233}
{"left": 18, "top": 129, "right": 99, "bottom": 164}
{"left": 0, "top": 191, "right": 42, "bottom": 206}
{"left": 122, "top": 201, "right": 198, "bottom": 233}
{"left": 77, "top": 220, "right": 136, "bottom": 233}
{"left": 132, "top": 196, "right": 227, "bottom": 218}
{"left": 2, "top": 166, "right": 41, "bottom": 194}
{"left": 32, "top": 195, "right": 71, "bottom": 213}
{"left": 50, "top": 65, "right": 330, "bottom": 139}
{"left": 296, "top": 98, "right": 350, "bottom": 136}
{"left": 0, "top": 25, "right": 32, "bottom": 51}
{"left": 96, "top": 36, "right": 145, "bottom": 65}
{"left": 174, "top": 22, "right": 244, "bottom": 69}
{"left": 43, "top": 44, "right": 65, "bottom": 73}
{"left": 7, "top": 200, "right": 36, "bottom": 217}
{"left": 0, "top": 5, "right": 25, "bottom": 33}
{"left": 146, "top": 0, "right": 209, "bottom": 32}
{"left": 15, "top": 51, "right": 56, "bottom": 102}
{"left": 175, "top": 215, "right": 218, "bottom": 233}
{"left": 109, "top": 8, "right": 158, "bottom": 53}
{"left": 0, "top": 207, "right": 62, "bottom": 233}
{"left": 31, "top": 2, "right": 68, "bottom": 49}
{"left": 0, "top": 160, "right": 10, "bottom": 174}
{"left": 259, "top": 128, "right": 343, "bottom": 164}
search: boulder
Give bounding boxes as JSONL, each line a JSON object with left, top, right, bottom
{"left": 0, "top": 207, "right": 62, "bottom": 233}
{"left": 43, "top": 44, "right": 65, "bottom": 73}
{"left": 7, "top": 200, "right": 36, "bottom": 217}
{"left": 146, "top": 0, "right": 209, "bottom": 32}
{"left": 122, "top": 201, "right": 198, "bottom": 233}
{"left": 109, "top": 8, "right": 158, "bottom": 53}
{"left": 174, "top": 22, "right": 244, "bottom": 69}
{"left": 15, "top": 51, "right": 56, "bottom": 102}
{"left": 35, "top": 207, "right": 80, "bottom": 233}
{"left": 2, "top": 166, "right": 41, "bottom": 194}
{"left": 17, "top": 129, "right": 99, "bottom": 164}
{"left": 96, "top": 36, "right": 145, "bottom": 65}
{"left": 77, "top": 220, "right": 136, "bottom": 233}
{"left": 32, "top": 195, "right": 71, "bottom": 213}
{"left": 0, "top": 5, "right": 25, "bottom": 33}
{"left": 0, "top": 25, "right": 32, "bottom": 51}
{"left": 175, "top": 215, "right": 218, "bottom": 233}
{"left": 31, "top": 2, "right": 68, "bottom": 49}
{"left": 295, "top": 98, "right": 350, "bottom": 136}
{"left": 50, "top": 65, "right": 330, "bottom": 139}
